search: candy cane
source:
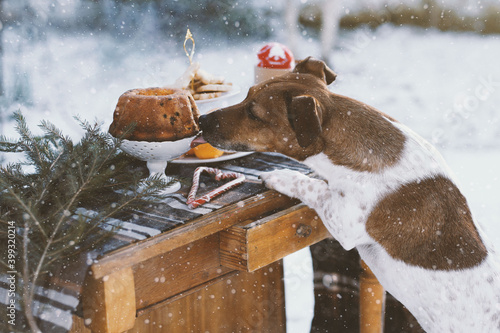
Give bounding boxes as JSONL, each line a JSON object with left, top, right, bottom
{"left": 187, "top": 167, "right": 245, "bottom": 209}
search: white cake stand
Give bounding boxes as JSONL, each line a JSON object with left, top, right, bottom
{"left": 120, "top": 136, "right": 194, "bottom": 194}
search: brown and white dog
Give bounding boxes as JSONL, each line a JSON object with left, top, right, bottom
{"left": 200, "top": 57, "right": 500, "bottom": 332}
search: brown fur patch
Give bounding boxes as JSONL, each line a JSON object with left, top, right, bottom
{"left": 200, "top": 71, "right": 406, "bottom": 172}
{"left": 366, "top": 176, "right": 488, "bottom": 270}
{"left": 321, "top": 95, "right": 406, "bottom": 172}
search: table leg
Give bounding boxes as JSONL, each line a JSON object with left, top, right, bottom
{"left": 82, "top": 267, "right": 136, "bottom": 333}
{"left": 360, "top": 260, "right": 385, "bottom": 333}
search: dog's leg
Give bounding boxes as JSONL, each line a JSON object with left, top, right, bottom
{"left": 261, "top": 169, "right": 329, "bottom": 210}
{"left": 260, "top": 170, "right": 368, "bottom": 250}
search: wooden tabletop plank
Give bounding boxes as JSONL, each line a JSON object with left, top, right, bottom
{"left": 91, "top": 190, "right": 299, "bottom": 279}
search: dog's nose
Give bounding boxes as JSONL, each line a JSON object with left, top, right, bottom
{"left": 199, "top": 113, "right": 220, "bottom": 133}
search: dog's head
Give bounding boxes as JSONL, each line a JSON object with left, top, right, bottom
{"left": 199, "top": 57, "right": 337, "bottom": 161}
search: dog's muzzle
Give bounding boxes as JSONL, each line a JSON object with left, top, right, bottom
{"left": 199, "top": 112, "right": 226, "bottom": 146}
{"left": 198, "top": 112, "right": 252, "bottom": 152}
{"left": 199, "top": 113, "right": 219, "bottom": 133}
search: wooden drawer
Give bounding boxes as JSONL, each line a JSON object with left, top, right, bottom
{"left": 220, "top": 204, "right": 330, "bottom": 272}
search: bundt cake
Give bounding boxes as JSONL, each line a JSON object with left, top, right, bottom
{"left": 108, "top": 87, "right": 200, "bottom": 142}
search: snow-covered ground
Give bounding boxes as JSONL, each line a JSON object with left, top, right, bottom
{"left": 1, "top": 23, "right": 499, "bottom": 331}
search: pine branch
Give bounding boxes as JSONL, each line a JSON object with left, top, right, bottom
{"left": 12, "top": 111, "right": 47, "bottom": 172}
{"left": 39, "top": 119, "right": 73, "bottom": 149}
{"left": 0, "top": 137, "right": 25, "bottom": 152}
{"left": 0, "top": 176, "right": 48, "bottom": 239}
{"left": 22, "top": 221, "right": 40, "bottom": 333}
{"left": 0, "top": 111, "right": 169, "bottom": 332}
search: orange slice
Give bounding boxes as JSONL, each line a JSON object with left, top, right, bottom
{"left": 193, "top": 143, "right": 224, "bottom": 159}
{"left": 185, "top": 148, "right": 196, "bottom": 156}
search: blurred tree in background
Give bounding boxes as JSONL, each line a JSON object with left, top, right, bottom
{"left": 0, "top": 0, "right": 274, "bottom": 41}
{"left": 133, "top": 0, "right": 274, "bottom": 40}
{"left": 0, "top": 0, "right": 4, "bottom": 97}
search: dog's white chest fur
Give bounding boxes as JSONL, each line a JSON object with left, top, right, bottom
{"left": 261, "top": 121, "right": 500, "bottom": 332}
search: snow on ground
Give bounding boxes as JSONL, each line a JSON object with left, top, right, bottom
{"left": 331, "top": 26, "right": 500, "bottom": 242}
{"left": 1, "top": 24, "right": 499, "bottom": 331}
{"left": 444, "top": 150, "right": 500, "bottom": 245}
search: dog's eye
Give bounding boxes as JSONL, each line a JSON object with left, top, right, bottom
{"left": 247, "top": 103, "right": 261, "bottom": 121}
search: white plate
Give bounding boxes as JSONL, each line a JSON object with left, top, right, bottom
{"left": 195, "top": 85, "right": 243, "bottom": 114}
{"left": 171, "top": 152, "right": 252, "bottom": 164}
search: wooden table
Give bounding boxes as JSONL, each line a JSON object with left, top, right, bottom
{"left": 67, "top": 153, "right": 385, "bottom": 333}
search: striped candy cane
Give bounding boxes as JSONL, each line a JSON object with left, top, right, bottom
{"left": 187, "top": 167, "right": 246, "bottom": 209}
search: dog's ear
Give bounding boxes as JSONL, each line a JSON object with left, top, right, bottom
{"left": 293, "top": 56, "right": 337, "bottom": 85}
{"left": 288, "top": 95, "right": 322, "bottom": 148}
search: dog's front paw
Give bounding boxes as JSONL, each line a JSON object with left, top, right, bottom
{"left": 259, "top": 169, "right": 305, "bottom": 198}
